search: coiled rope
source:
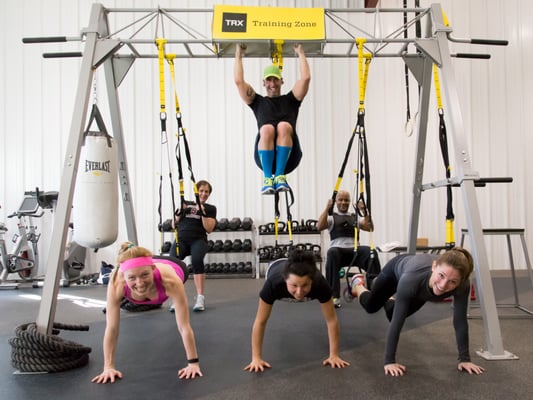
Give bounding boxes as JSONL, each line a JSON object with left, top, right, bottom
{"left": 9, "top": 322, "right": 91, "bottom": 373}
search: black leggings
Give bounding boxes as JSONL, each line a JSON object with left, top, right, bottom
{"left": 325, "top": 246, "right": 381, "bottom": 298}
{"left": 359, "top": 266, "right": 398, "bottom": 321}
{"left": 169, "top": 238, "right": 209, "bottom": 274}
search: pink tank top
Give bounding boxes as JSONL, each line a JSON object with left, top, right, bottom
{"left": 123, "top": 259, "right": 185, "bottom": 305}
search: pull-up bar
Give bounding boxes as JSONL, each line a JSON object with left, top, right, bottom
{"left": 22, "top": 4, "right": 507, "bottom": 61}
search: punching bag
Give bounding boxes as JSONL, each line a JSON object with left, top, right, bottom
{"left": 73, "top": 105, "right": 119, "bottom": 248}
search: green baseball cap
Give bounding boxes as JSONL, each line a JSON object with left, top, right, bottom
{"left": 263, "top": 65, "right": 282, "bottom": 80}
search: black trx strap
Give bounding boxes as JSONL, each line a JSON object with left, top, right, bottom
{"left": 403, "top": 0, "right": 422, "bottom": 135}
{"left": 433, "top": 64, "right": 455, "bottom": 247}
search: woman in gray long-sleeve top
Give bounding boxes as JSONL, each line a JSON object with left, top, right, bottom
{"left": 349, "top": 247, "right": 485, "bottom": 377}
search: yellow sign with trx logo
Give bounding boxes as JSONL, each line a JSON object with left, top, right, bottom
{"left": 212, "top": 5, "right": 325, "bottom": 40}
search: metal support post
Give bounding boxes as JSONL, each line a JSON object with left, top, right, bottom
{"left": 35, "top": 3, "right": 107, "bottom": 335}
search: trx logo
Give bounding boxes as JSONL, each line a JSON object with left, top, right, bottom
{"left": 222, "top": 12, "right": 247, "bottom": 32}
{"left": 85, "top": 160, "right": 110, "bottom": 175}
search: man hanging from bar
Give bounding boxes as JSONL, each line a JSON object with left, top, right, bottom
{"left": 234, "top": 43, "right": 310, "bottom": 194}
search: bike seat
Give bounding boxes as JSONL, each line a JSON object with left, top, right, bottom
{"left": 37, "top": 191, "right": 59, "bottom": 209}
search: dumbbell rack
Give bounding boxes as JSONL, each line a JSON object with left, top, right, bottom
{"left": 204, "top": 218, "right": 256, "bottom": 279}
{"left": 256, "top": 219, "right": 323, "bottom": 278}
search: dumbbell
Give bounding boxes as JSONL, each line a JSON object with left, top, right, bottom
{"left": 223, "top": 239, "right": 233, "bottom": 252}
{"left": 244, "top": 261, "right": 253, "bottom": 273}
{"left": 241, "top": 217, "right": 253, "bottom": 230}
{"left": 232, "top": 239, "right": 243, "bottom": 252}
{"left": 242, "top": 238, "right": 252, "bottom": 251}
{"left": 223, "top": 263, "right": 230, "bottom": 273}
{"left": 228, "top": 217, "right": 242, "bottom": 231}
{"left": 215, "top": 263, "right": 224, "bottom": 273}
{"left": 236, "top": 262, "right": 245, "bottom": 273}
{"left": 229, "top": 263, "right": 237, "bottom": 273}
{"left": 207, "top": 240, "right": 214, "bottom": 252}
{"left": 212, "top": 240, "right": 224, "bottom": 252}
{"left": 216, "top": 218, "right": 229, "bottom": 230}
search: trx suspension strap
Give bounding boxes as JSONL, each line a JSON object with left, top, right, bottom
{"left": 166, "top": 53, "right": 202, "bottom": 258}
{"left": 341, "top": 39, "right": 377, "bottom": 297}
{"left": 330, "top": 39, "right": 371, "bottom": 214}
{"left": 270, "top": 40, "right": 295, "bottom": 248}
{"left": 434, "top": 9, "right": 455, "bottom": 248}
{"left": 155, "top": 38, "right": 176, "bottom": 254}
{"left": 354, "top": 38, "right": 375, "bottom": 255}
{"left": 433, "top": 63, "right": 455, "bottom": 247}
{"left": 166, "top": 54, "right": 201, "bottom": 211}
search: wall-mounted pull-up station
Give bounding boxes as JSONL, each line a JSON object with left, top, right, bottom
{"left": 22, "top": 3, "right": 515, "bottom": 364}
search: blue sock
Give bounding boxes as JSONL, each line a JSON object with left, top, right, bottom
{"left": 258, "top": 149, "right": 274, "bottom": 178}
{"left": 275, "top": 145, "right": 292, "bottom": 176}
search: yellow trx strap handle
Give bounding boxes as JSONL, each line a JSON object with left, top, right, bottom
{"left": 433, "top": 64, "right": 443, "bottom": 111}
{"left": 272, "top": 39, "right": 284, "bottom": 70}
{"left": 156, "top": 38, "right": 167, "bottom": 119}
{"left": 356, "top": 38, "right": 372, "bottom": 113}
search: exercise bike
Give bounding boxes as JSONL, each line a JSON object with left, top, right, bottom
{"left": 1, "top": 190, "right": 88, "bottom": 289}
{"left": 0, "top": 192, "right": 43, "bottom": 289}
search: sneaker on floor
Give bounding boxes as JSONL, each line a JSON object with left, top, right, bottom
{"left": 350, "top": 273, "right": 366, "bottom": 295}
{"left": 333, "top": 297, "right": 342, "bottom": 309}
{"left": 193, "top": 294, "right": 205, "bottom": 312}
{"left": 261, "top": 177, "right": 275, "bottom": 195}
{"left": 169, "top": 304, "right": 175, "bottom": 313}
{"left": 274, "top": 175, "right": 290, "bottom": 192}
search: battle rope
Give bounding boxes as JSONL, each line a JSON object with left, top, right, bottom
{"left": 9, "top": 322, "right": 91, "bottom": 373}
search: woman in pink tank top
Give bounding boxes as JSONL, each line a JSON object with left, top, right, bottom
{"left": 92, "top": 242, "right": 202, "bottom": 384}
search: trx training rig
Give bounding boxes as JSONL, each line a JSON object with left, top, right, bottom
{"left": 270, "top": 40, "right": 297, "bottom": 251}
{"left": 156, "top": 37, "right": 201, "bottom": 256}
{"left": 329, "top": 39, "right": 377, "bottom": 281}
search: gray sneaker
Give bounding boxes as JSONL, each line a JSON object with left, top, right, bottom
{"left": 193, "top": 294, "right": 205, "bottom": 312}
{"left": 333, "top": 297, "right": 341, "bottom": 308}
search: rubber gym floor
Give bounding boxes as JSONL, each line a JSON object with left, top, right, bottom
{"left": 0, "top": 273, "right": 532, "bottom": 400}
